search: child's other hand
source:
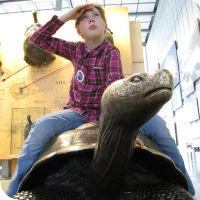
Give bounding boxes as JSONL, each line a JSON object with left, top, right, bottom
{"left": 135, "top": 138, "right": 144, "bottom": 149}
{"left": 67, "top": 4, "right": 94, "bottom": 20}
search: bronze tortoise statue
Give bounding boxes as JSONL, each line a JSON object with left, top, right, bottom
{"left": 23, "top": 10, "right": 56, "bottom": 67}
{"left": 105, "top": 28, "right": 114, "bottom": 45}
{"left": 12, "top": 69, "right": 193, "bottom": 200}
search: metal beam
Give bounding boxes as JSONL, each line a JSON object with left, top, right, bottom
{"left": 0, "top": 8, "right": 54, "bottom": 14}
{"left": 66, "top": 0, "right": 72, "bottom": 9}
{"left": 129, "top": 12, "right": 155, "bottom": 17}
{"left": 141, "top": 29, "right": 150, "bottom": 33}
{"left": 144, "top": 0, "right": 160, "bottom": 46}
{"left": 55, "top": 0, "right": 62, "bottom": 11}
{"left": 0, "top": 0, "right": 28, "bottom": 3}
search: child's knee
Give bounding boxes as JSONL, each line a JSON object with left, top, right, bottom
{"left": 28, "top": 119, "right": 53, "bottom": 144}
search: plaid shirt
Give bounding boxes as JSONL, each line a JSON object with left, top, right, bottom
{"left": 30, "top": 15, "right": 124, "bottom": 122}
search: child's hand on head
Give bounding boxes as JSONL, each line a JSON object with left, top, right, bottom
{"left": 67, "top": 4, "right": 94, "bottom": 21}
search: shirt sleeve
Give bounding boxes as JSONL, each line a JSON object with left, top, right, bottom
{"left": 29, "top": 15, "right": 77, "bottom": 61}
{"left": 105, "top": 47, "right": 124, "bottom": 87}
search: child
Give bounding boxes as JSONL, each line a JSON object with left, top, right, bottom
{"left": 6, "top": 3, "right": 124, "bottom": 197}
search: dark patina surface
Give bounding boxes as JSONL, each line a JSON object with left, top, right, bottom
{"left": 13, "top": 69, "right": 193, "bottom": 200}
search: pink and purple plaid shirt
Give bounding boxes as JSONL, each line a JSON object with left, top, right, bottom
{"left": 30, "top": 15, "right": 124, "bottom": 122}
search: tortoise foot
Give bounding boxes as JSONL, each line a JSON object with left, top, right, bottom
{"left": 121, "top": 183, "right": 194, "bottom": 200}
{"left": 12, "top": 186, "right": 84, "bottom": 200}
{"left": 12, "top": 191, "right": 36, "bottom": 200}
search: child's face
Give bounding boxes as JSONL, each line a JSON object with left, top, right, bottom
{"left": 77, "top": 7, "right": 107, "bottom": 40}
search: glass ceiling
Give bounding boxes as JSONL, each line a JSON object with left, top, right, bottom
{"left": 0, "top": 0, "right": 160, "bottom": 45}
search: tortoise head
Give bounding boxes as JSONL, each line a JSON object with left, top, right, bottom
{"left": 101, "top": 69, "right": 173, "bottom": 127}
{"left": 24, "top": 23, "right": 41, "bottom": 36}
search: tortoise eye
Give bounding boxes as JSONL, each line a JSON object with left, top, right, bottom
{"left": 131, "top": 76, "right": 143, "bottom": 83}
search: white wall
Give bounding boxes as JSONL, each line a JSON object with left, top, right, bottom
{"left": 145, "top": 0, "right": 200, "bottom": 148}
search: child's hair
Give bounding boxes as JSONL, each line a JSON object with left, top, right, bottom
{"left": 75, "top": 3, "right": 107, "bottom": 30}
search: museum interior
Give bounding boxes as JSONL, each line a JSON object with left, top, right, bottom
{"left": 0, "top": 0, "right": 200, "bottom": 199}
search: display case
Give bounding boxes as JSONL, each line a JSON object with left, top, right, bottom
{"left": 10, "top": 107, "right": 51, "bottom": 156}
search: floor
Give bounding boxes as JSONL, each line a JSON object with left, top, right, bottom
{"left": 0, "top": 178, "right": 10, "bottom": 199}
{"left": 0, "top": 151, "right": 200, "bottom": 200}
{"left": 184, "top": 150, "right": 200, "bottom": 200}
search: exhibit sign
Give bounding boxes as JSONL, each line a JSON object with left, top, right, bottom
{"left": 10, "top": 107, "right": 51, "bottom": 156}
{"left": 172, "top": 84, "right": 183, "bottom": 111}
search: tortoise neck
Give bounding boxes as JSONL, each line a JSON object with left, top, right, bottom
{"left": 89, "top": 115, "right": 139, "bottom": 200}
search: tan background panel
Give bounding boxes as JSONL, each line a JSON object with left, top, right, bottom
{"left": 129, "top": 21, "right": 144, "bottom": 74}
{"left": 132, "top": 63, "right": 145, "bottom": 74}
{"left": 129, "top": 21, "right": 144, "bottom": 63}
{"left": 0, "top": 42, "right": 2, "bottom": 61}
{"left": 105, "top": 7, "right": 133, "bottom": 75}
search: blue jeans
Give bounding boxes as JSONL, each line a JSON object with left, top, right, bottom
{"left": 6, "top": 109, "right": 87, "bottom": 198}
{"left": 140, "top": 115, "right": 195, "bottom": 196}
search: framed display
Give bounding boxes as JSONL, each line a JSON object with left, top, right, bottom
{"left": 182, "top": 93, "right": 199, "bottom": 123}
{"left": 195, "top": 88, "right": 200, "bottom": 115}
{"left": 10, "top": 107, "right": 51, "bottom": 156}
{"left": 172, "top": 84, "right": 183, "bottom": 111}
{"left": 195, "top": 77, "right": 200, "bottom": 91}
{"left": 182, "top": 83, "right": 194, "bottom": 98}
{"left": 178, "top": 19, "right": 200, "bottom": 96}
{"left": 168, "top": 119, "right": 177, "bottom": 145}
{"left": 161, "top": 41, "right": 180, "bottom": 88}
{"left": 165, "top": 99, "right": 174, "bottom": 118}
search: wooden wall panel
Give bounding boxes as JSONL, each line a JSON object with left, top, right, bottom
{"left": 132, "top": 63, "right": 145, "bottom": 74}
{"left": 11, "top": 158, "right": 18, "bottom": 178}
{"left": 129, "top": 21, "right": 144, "bottom": 63}
{"left": 105, "top": 7, "right": 133, "bottom": 76}
{"left": 129, "top": 21, "right": 144, "bottom": 74}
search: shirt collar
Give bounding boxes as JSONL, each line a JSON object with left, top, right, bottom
{"left": 83, "top": 40, "right": 107, "bottom": 58}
